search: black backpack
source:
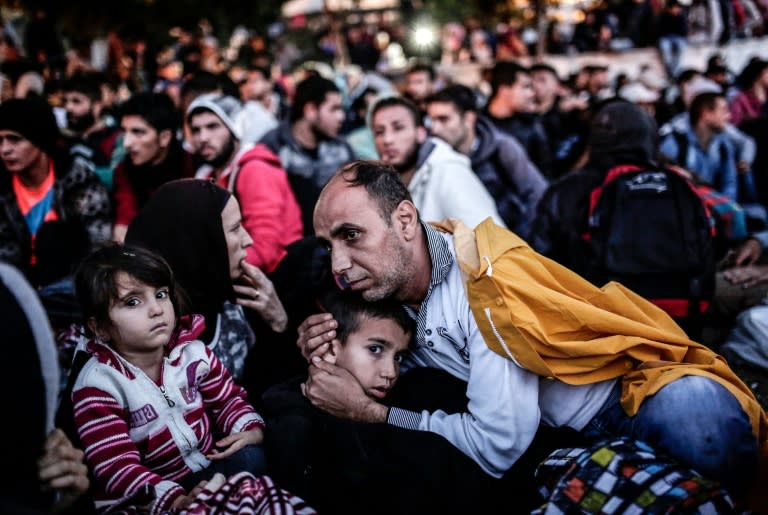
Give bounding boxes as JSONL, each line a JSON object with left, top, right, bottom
{"left": 582, "top": 164, "right": 716, "bottom": 322}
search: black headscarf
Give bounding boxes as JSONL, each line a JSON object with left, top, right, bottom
{"left": 125, "top": 178, "right": 233, "bottom": 342}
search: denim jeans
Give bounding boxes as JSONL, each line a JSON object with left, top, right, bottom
{"left": 658, "top": 35, "right": 687, "bottom": 78}
{"left": 180, "top": 444, "right": 268, "bottom": 490}
{"left": 582, "top": 375, "right": 758, "bottom": 498}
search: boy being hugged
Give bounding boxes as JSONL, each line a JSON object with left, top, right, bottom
{"left": 262, "top": 289, "right": 413, "bottom": 510}
{"left": 71, "top": 243, "right": 266, "bottom": 514}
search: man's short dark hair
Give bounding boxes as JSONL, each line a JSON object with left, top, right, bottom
{"left": 690, "top": 91, "right": 723, "bottom": 126}
{"left": 529, "top": 63, "right": 559, "bottom": 79}
{"left": 120, "top": 92, "right": 180, "bottom": 133}
{"left": 244, "top": 64, "right": 271, "bottom": 82}
{"left": 425, "top": 84, "right": 478, "bottom": 115}
{"left": 369, "top": 95, "right": 423, "bottom": 127}
{"left": 489, "top": 61, "right": 529, "bottom": 100}
{"left": 407, "top": 61, "right": 435, "bottom": 81}
{"left": 320, "top": 288, "right": 414, "bottom": 345}
{"left": 676, "top": 68, "right": 700, "bottom": 85}
{"left": 290, "top": 75, "right": 339, "bottom": 123}
{"left": 337, "top": 160, "right": 415, "bottom": 223}
{"left": 180, "top": 71, "right": 222, "bottom": 100}
{"left": 62, "top": 72, "right": 102, "bottom": 101}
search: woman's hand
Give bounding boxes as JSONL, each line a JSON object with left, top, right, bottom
{"left": 38, "top": 429, "right": 90, "bottom": 513}
{"left": 234, "top": 261, "right": 288, "bottom": 333}
{"left": 723, "top": 264, "right": 768, "bottom": 288}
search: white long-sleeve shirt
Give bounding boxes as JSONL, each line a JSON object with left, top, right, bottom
{"left": 388, "top": 224, "right": 615, "bottom": 477}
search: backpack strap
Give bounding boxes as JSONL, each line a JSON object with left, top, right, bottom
{"left": 582, "top": 164, "right": 643, "bottom": 241}
{"left": 673, "top": 131, "right": 688, "bottom": 168}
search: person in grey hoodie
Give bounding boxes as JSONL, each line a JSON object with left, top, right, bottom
{"left": 426, "top": 85, "right": 547, "bottom": 237}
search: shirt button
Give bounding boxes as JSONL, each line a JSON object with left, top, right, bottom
{"left": 427, "top": 341, "right": 434, "bottom": 347}
{"left": 495, "top": 297, "right": 504, "bottom": 306}
{"left": 426, "top": 329, "right": 432, "bottom": 335}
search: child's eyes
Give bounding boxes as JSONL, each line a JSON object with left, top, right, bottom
{"left": 124, "top": 298, "right": 139, "bottom": 307}
{"left": 367, "top": 344, "right": 383, "bottom": 354}
{"left": 394, "top": 353, "right": 407, "bottom": 364}
{"left": 156, "top": 289, "right": 170, "bottom": 299}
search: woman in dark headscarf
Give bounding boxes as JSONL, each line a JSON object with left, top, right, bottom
{"left": 125, "top": 178, "right": 287, "bottom": 382}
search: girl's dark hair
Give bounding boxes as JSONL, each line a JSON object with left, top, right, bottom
{"left": 75, "top": 243, "right": 188, "bottom": 335}
{"left": 319, "top": 289, "right": 414, "bottom": 345}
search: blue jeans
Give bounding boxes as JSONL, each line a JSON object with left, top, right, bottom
{"left": 582, "top": 375, "right": 758, "bottom": 498}
{"left": 658, "top": 35, "right": 686, "bottom": 78}
{"left": 180, "top": 444, "right": 267, "bottom": 490}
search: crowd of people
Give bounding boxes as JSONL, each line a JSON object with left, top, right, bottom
{"left": 1, "top": 3, "right": 768, "bottom": 514}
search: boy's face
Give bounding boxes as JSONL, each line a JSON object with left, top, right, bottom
{"left": 332, "top": 317, "right": 411, "bottom": 400}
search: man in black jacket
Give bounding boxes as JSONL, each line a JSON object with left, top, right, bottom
{"left": 426, "top": 84, "right": 547, "bottom": 236}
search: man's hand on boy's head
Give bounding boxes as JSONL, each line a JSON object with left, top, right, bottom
{"left": 206, "top": 428, "right": 264, "bottom": 461}
{"left": 302, "top": 357, "right": 388, "bottom": 423}
{"left": 297, "top": 313, "right": 340, "bottom": 361}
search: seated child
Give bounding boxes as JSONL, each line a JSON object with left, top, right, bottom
{"left": 262, "top": 289, "right": 413, "bottom": 510}
{"left": 70, "top": 243, "right": 267, "bottom": 513}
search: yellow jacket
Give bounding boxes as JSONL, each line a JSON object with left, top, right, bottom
{"left": 433, "top": 218, "right": 768, "bottom": 452}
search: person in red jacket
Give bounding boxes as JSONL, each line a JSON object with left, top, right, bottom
{"left": 187, "top": 94, "right": 303, "bottom": 273}
{"left": 112, "top": 92, "right": 196, "bottom": 242}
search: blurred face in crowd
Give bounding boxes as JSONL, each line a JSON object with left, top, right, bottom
{"left": 121, "top": 115, "right": 172, "bottom": 167}
{"left": 587, "top": 69, "right": 609, "bottom": 95}
{"left": 702, "top": 96, "right": 731, "bottom": 133}
{"left": 240, "top": 70, "right": 272, "bottom": 102}
{"left": 498, "top": 72, "right": 535, "bottom": 113}
{"left": 188, "top": 111, "right": 236, "bottom": 168}
{"left": 306, "top": 91, "right": 345, "bottom": 139}
{"left": 64, "top": 91, "right": 96, "bottom": 133}
{"left": 372, "top": 105, "right": 426, "bottom": 174}
{"left": 531, "top": 69, "right": 560, "bottom": 108}
{"left": 405, "top": 71, "right": 433, "bottom": 103}
{"left": 426, "top": 101, "right": 475, "bottom": 156}
{"left": 0, "top": 130, "right": 46, "bottom": 176}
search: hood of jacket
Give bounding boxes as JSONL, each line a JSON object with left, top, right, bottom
{"left": 471, "top": 116, "right": 502, "bottom": 165}
{"left": 588, "top": 100, "right": 658, "bottom": 171}
{"left": 237, "top": 142, "right": 283, "bottom": 170}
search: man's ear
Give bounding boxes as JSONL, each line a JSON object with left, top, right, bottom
{"left": 303, "top": 102, "right": 318, "bottom": 122}
{"left": 465, "top": 110, "right": 477, "bottom": 130}
{"left": 158, "top": 129, "right": 173, "bottom": 148}
{"left": 416, "top": 125, "right": 427, "bottom": 144}
{"left": 325, "top": 340, "right": 339, "bottom": 365}
{"left": 393, "top": 200, "right": 420, "bottom": 241}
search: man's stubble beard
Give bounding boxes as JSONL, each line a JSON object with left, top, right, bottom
{"left": 67, "top": 111, "right": 96, "bottom": 134}
{"left": 391, "top": 138, "right": 421, "bottom": 174}
{"left": 361, "top": 230, "right": 414, "bottom": 302}
{"left": 203, "top": 135, "right": 237, "bottom": 168}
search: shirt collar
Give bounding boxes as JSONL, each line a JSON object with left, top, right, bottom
{"left": 422, "top": 221, "right": 454, "bottom": 294}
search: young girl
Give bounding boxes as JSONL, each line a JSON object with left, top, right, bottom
{"left": 71, "top": 243, "right": 266, "bottom": 513}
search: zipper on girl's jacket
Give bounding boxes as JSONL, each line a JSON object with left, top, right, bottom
{"left": 159, "top": 385, "right": 175, "bottom": 407}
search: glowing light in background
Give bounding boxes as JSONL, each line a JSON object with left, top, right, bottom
{"left": 412, "top": 24, "right": 436, "bottom": 50}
